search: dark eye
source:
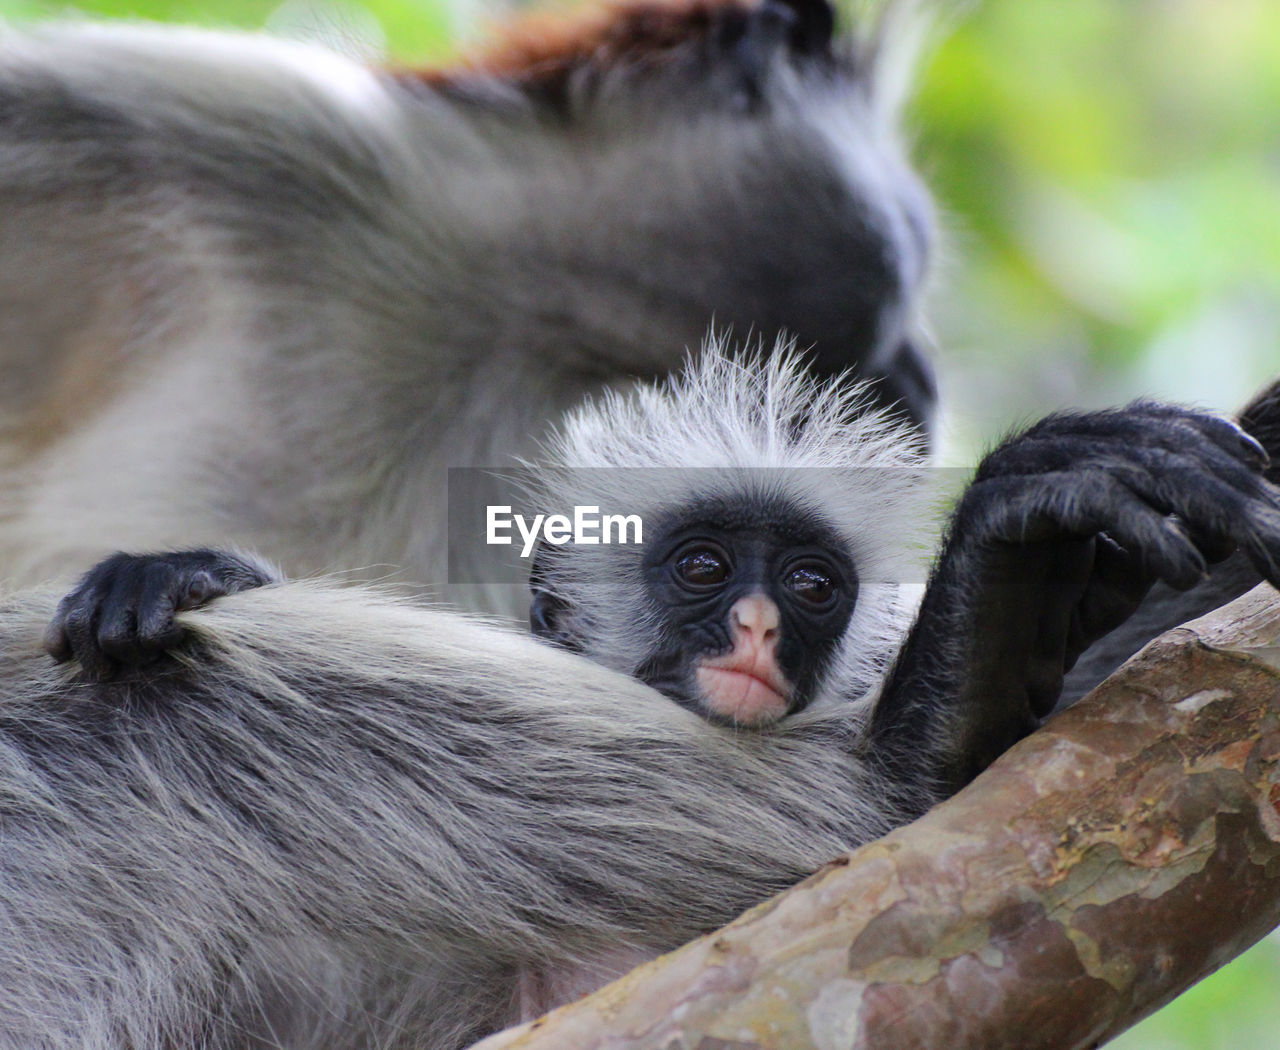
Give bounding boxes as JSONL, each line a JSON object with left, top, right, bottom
{"left": 674, "top": 546, "right": 730, "bottom": 588}
{"left": 783, "top": 562, "right": 837, "bottom": 605}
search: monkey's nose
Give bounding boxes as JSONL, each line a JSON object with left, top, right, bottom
{"left": 730, "top": 595, "right": 781, "bottom": 646}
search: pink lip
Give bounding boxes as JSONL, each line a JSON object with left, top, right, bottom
{"left": 699, "top": 650, "right": 792, "bottom": 694}
{"left": 695, "top": 660, "right": 794, "bottom": 727}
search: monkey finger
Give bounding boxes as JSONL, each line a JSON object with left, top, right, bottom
{"left": 95, "top": 570, "right": 174, "bottom": 665}
{"left": 95, "top": 604, "right": 148, "bottom": 666}
{"left": 1192, "top": 414, "right": 1270, "bottom": 471}
{"left": 1135, "top": 403, "right": 1271, "bottom": 471}
{"left": 84, "top": 559, "right": 162, "bottom": 665}
{"left": 1025, "top": 544, "right": 1093, "bottom": 717}
{"left": 134, "top": 561, "right": 198, "bottom": 652}
{"left": 1167, "top": 483, "right": 1280, "bottom": 587}
{"left": 969, "top": 473, "right": 1209, "bottom": 591}
{"left": 1237, "top": 510, "right": 1280, "bottom": 587}
{"left": 51, "top": 590, "right": 118, "bottom": 681}
{"left": 1061, "top": 498, "right": 1208, "bottom": 592}
{"left": 41, "top": 592, "right": 78, "bottom": 663}
{"left": 1068, "top": 533, "right": 1160, "bottom": 658}
{"left": 984, "top": 407, "right": 1270, "bottom": 493}
{"left": 1107, "top": 463, "right": 1263, "bottom": 567}
{"left": 1179, "top": 519, "right": 1240, "bottom": 567}
{"left": 1154, "top": 443, "right": 1276, "bottom": 513}
{"left": 1099, "top": 404, "right": 1259, "bottom": 466}
{"left": 1045, "top": 457, "right": 1277, "bottom": 595}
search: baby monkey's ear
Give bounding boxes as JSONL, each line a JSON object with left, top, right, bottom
{"left": 528, "top": 545, "right": 582, "bottom": 653}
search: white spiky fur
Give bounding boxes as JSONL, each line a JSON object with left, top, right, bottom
{"left": 533, "top": 335, "right": 936, "bottom": 719}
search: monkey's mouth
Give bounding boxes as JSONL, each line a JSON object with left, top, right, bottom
{"left": 694, "top": 660, "right": 795, "bottom": 728}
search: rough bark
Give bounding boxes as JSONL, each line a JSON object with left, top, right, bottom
{"left": 473, "top": 584, "right": 1280, "bottom": 1050}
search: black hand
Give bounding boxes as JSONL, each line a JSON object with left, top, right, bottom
{"left": 1061, "top": 375, "right": 1280, "bottom": 704}
{"left": 872, "top": 402, "right": 1280, "bottom": 801}
{"left": 44, "top": 549, "right": 279, "bottom": 680}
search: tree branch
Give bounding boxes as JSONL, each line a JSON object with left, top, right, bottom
{"left": 473, "top": 584, "right": 1280, "bottom": 1050}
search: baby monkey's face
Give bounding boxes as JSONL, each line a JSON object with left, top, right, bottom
{"left": 635, "top": 509, "right": 858, "bottom": 727}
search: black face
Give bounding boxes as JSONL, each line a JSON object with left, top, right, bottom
{"left": 634, "top": 499, "right": 858, "bottom": 719}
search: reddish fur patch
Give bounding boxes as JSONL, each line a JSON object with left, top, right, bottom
{"left": 406, "top": 0, "right": 757, "bottom": 95}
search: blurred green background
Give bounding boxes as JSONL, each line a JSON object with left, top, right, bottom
{"left": 0, "top": 0, "right": 1275, "bottom": 1045}
{"left": 914, "top": 0, "right": 1280, "bottom": 468}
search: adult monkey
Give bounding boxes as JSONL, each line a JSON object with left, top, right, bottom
{"left": 21, "top": 352, "right": 1280, "bottom": 1048}
{"left": 0, "top": 0, "right": 933, "bottom": 604}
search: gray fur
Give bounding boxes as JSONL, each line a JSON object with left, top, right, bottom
{"left": 0, "top": 582, "right": 901, "bottom": 1049}
{"left": 0, "top": 349, "right": 936, "bottom": 1048}
{"left": 0, "top": 17, "right": 932, "bottom": 606}
{"left": 0, "top": 10, "right": 943, "bottom": 1042}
